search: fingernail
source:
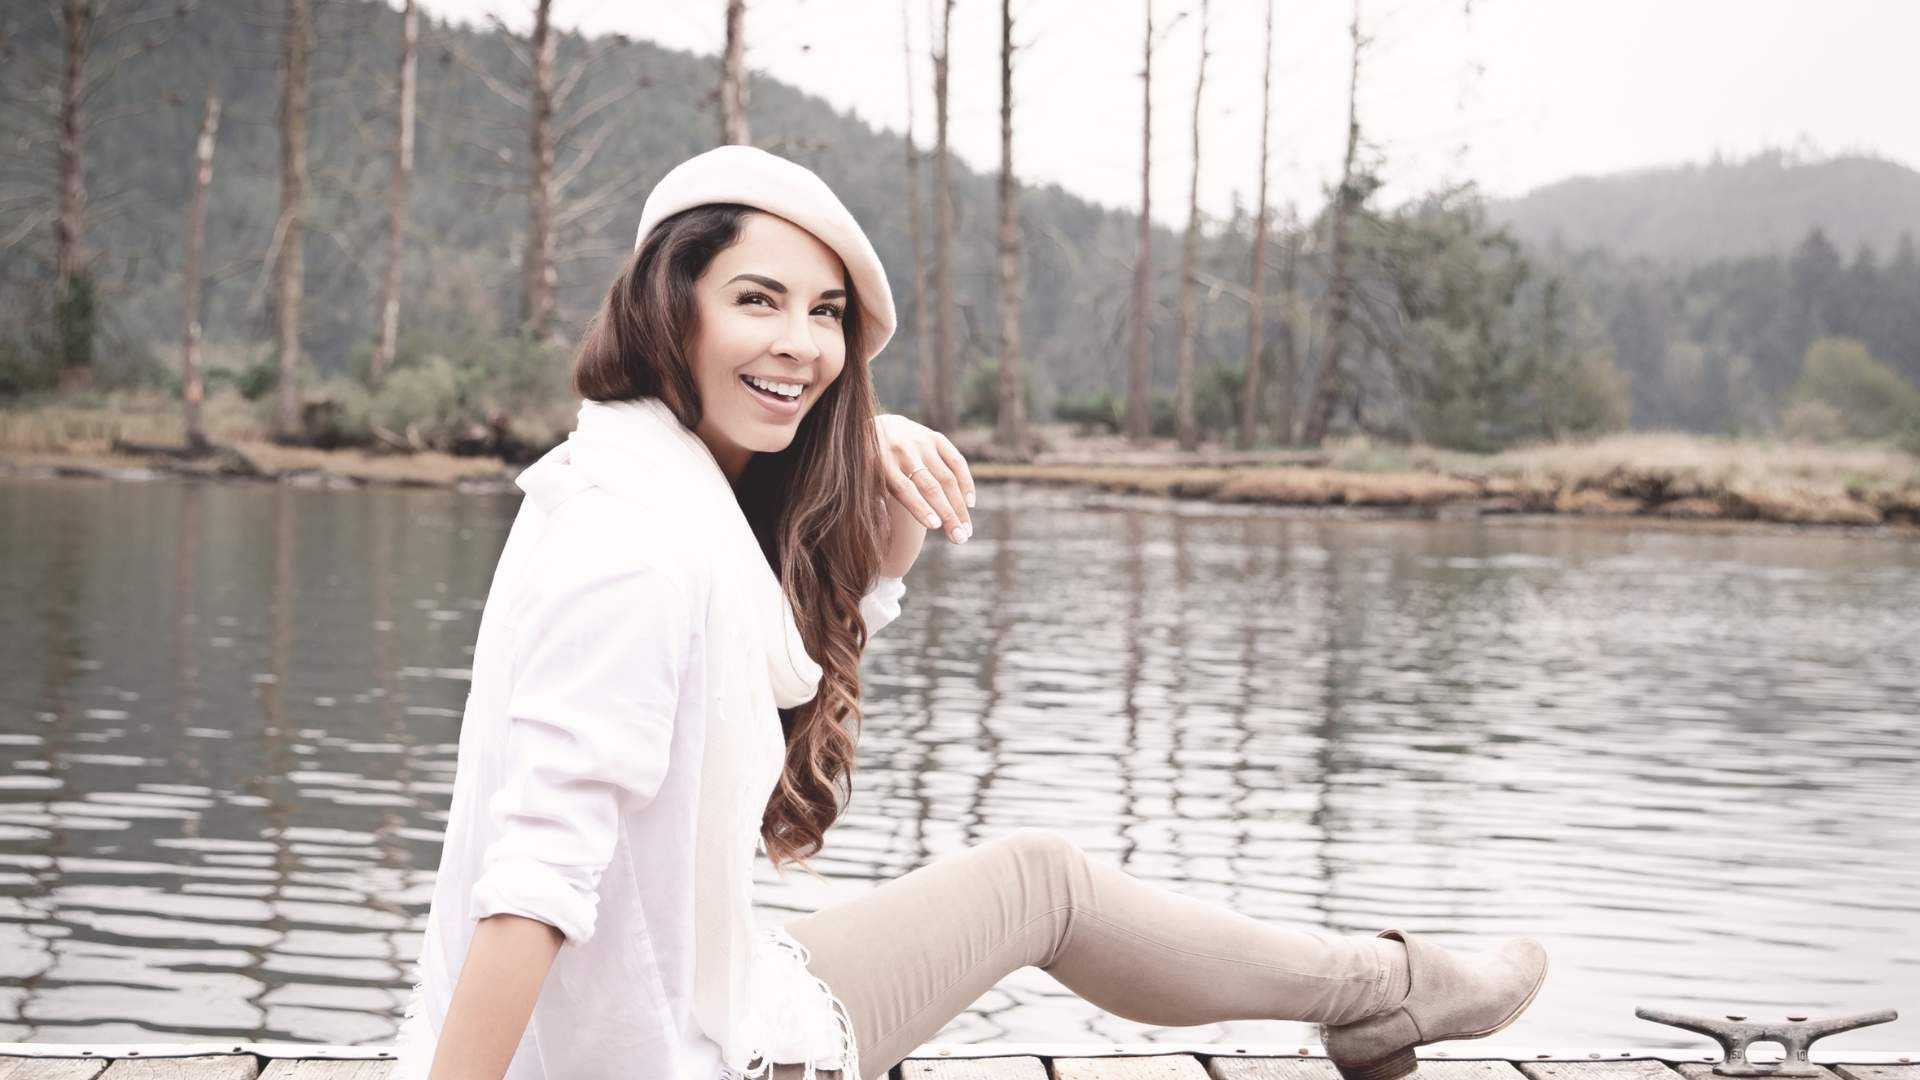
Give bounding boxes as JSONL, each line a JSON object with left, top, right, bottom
{"left": 924, "top": 513, "right": 941, "bottom": 528}
{"left": 956, "top": 524, "right": 971, "bottom": 543}
{"left": 966, "top": 491, "right": 976, "bottom": 508}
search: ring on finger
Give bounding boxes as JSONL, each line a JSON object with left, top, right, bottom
{"left": 904, "top": 464, "right": 940, "bottom": 528}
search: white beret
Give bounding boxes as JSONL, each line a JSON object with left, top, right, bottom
{"left": 633, "top": 145, "right": 896, "bottom": 365}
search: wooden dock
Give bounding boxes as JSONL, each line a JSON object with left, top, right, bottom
{"left": 1, "top": 1043, "right": 1915, "bottom": 1080}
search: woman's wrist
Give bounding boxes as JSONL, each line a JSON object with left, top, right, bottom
{"left": 878, "top": 494, "right": 927, "bottom": 578}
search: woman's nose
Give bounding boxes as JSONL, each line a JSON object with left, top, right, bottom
{"left": 772, "top": 313, "right": 823, "bottom": 363}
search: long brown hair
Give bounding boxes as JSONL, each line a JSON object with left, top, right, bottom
{"left": 572, "top": 204, "right": 889, "bottom": 875}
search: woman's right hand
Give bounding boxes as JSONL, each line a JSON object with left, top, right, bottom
{"left": 874, "top": 413, "right": 976, "bottom": 545}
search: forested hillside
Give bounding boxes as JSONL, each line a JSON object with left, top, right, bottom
{"left": 1554, "top": 229, "right": 1920, "bottom": 433}
{"left": 3, "top": 0, "right": 1918, "bottom": 451}
{"left": 1484, "top": 151, "right": 1920, "bottom": 434}
{"left": 0, "top": 0, "right": 1234, "bottom": 417}
{"left": 1491, "top": 150, "right": 1920, "bottom": 263}
{"left": 1328, "top": 151, "right": 1920, "bottom": 441}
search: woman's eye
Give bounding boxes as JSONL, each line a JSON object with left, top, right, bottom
{"left": 736, "top": 291, "right": 773, "bottom": 308}
{"left": 814, "top": 305, "right": 845, "bottom": 321}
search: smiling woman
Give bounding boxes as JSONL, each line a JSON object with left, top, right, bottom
{"left": 397, "top": 145, "right": 953, "bottom": 1080}
{"left": 398, "top": 146, "right": 1545, "bottom": 1080}
{"left": 568, "top": 192, "right": 893, "bottom": 883}
{"left": 686, "top": 224, "right": 855, "bottom": 476}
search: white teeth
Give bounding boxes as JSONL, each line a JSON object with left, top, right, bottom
{"left": 744, "top": 375, "right": 802, "bottom": 398}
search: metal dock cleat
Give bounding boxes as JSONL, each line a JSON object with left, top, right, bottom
{"left": 1635, "top": 1005, "right": 1900, "bottom": 1077}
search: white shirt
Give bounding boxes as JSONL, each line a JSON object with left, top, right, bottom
{"left": 391, "top": 460, "right": 907, "bottom": 1080}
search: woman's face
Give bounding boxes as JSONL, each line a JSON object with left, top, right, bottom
{"left": 688, "top": 211, "right": 850, "bottom": 481}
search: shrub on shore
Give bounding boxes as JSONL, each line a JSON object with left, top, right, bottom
{"left": 0, "top": 327, "right": 580, "bottom": 463}
{"left": 1783, "top": 337, "right": 1920, "bottom": 444}
{"left": 277, "top": 331, "right": 573, "bottom": 459}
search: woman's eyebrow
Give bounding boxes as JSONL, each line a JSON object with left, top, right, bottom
{"left": 725, "top": 273, "right": 845, "bottom": 301}
{"left": 726, "top": 273, "right": 786, "bottom": 293}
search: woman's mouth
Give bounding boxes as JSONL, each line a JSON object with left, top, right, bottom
{"left": 740, "top": 373, "right": 803, "bottom": 417}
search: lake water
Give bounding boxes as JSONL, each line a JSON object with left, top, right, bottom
{"left": 1, "top": 475, "right": 1915, "bottom": 1054}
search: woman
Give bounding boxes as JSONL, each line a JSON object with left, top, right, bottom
{"left": 395, "top": 146, "right": 1548, "bottom": 1080}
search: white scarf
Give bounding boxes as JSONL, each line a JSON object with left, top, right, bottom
{"left": 565, "top": 397, "right": 849, "bottom": 1078}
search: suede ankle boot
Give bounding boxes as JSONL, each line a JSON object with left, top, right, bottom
{"left": 1320, "top": 929, "right": 1548, "bottom": 1080}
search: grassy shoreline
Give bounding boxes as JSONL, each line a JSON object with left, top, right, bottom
{"left": 958, "top": 431, "right": 1920, "bottom": 528}
{"left": 4, "top": 397, "right": 1918, "bottom": 529}
{"left": 0, "top": 441, "right": 523, "bottom": 493}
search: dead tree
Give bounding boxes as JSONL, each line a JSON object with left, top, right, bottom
{"left": 994, "top": 0, "right": 1029, "bottom": 455}
{"left": 448, "top": 3, "right": 645, "bottom": 341}
{"left": 1300, "top": 0, "right": 1365, "bottom": 447}
{"left": 721, "top": 0, "right": 750, "bottom": 145}
{"left": 1276, "top": 210, "right": 1300, "bottom": 442}
{"left": 522, "top": 0, "right": 557, "bottom": 339}
{"left": 181, "top": 90, "right": 219, "bottom": 453}
{"left": 929, "top": 0, "right": 957, "bottom": 430}
{"left": 1124, "top": 0, "right": 1156, "bottom": 441}
{"left": 1237, "top": 0, "right": 1274, "bottom": 450}
{"left": 901, "top": 0, "right": 933, "bottom": 424}
{"left": 55, "top": 0, "right": 94, "bottom": 386}
{"left": 370, "top": 0, "right": 418, "bottom": 385}
{"left": 274, "top": 0, "right": 313, "bottom": 440}
{"left": 0, "top": 0, "right": 184, "bottom": 388}
{"left": 1173, "top": 0, "right": 1209, "bottom": 451}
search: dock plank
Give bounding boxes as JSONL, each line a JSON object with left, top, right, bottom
{"left": 1207, "top": 1061, "right": 1532, "bottom": 1080}
{"left": 257, "top": 1062, "right": 393, "bottom": 1078}
{"left": 894, "top": 1056, "right": 1049, "bottom": 1079}
{"left": 98, "top": 1059, "right": 257, "bottom": 1079}
{"left": 0, "top": 1059, "right": 111, "bottom": 1080}
{"left": 1206, "top": 1057, "right": 1336, "bottom": 1080}
{"left": 1518, "top": 1061, "right": 1684, "bottom": 1080}
{"left": 1397, "top": 1060, "right": 1528, "bottom": 1076}
{"left": 1676, "top": 1065, "right": 1839, "bottom": 1080}
{"left": 1834, "top": 1068, "right": 1920, "bottom": 1080}
{"left": 1053, "top": 1055, "right": 1212, "bottom": 1079}
{"left": 1394, "top": 1063, "right": 1530, "bottom": 1080}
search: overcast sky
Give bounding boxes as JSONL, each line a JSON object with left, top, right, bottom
{"left": 415, "top": 0, "right": 1920, "bottom": 228}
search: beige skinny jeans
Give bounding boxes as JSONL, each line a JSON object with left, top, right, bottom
{"left": 774, "top": 827, "right": 1406, "bottom": 1080}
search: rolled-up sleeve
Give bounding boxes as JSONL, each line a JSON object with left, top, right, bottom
{"left": 859, "top": 575, "right": 908, "bottom": 640}
{"left": 469, "top": 546, "right": 691, "bottom": 948}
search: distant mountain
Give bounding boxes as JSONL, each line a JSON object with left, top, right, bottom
{"left": 1489, "top": 151, "right": 1920, "bottom": 263}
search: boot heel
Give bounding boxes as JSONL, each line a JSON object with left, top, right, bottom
{"left": 1331, "top": 1044, "right": 1418, "bottom": 1080}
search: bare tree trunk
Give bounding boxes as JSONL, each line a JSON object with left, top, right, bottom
{"left": 14, "top": 2, "right": 181, "bottom": 389}
{"left": 1173, "top": 0, "right": 1209, "bottom": 451}
{"left": 55, "top": 0, "right": 90, "bottom": 297}
{"left": 181, "top": 90, "right": 219, "bottom": 453}
{"left": 522, "top": 0, "right": 557, "bottom": 340}
{"left": 437, "top": 6, "right": 642, "bottom": 344}
{"left": 274, "top": 0, "right": 311, "bottom": 441}
{"left": 929, "top": 0, "right": 956, "bottom": 431}
{"left": 1124, "top": 0, "right": 1155, "bottom": 442}
{"left": 1237, "top": 0, "right": 1274, "bottom": 450}
{"left": 371, "top": 0, "right": 417, "bottom": 385}
{"left": 721, "top": 0, "right": 750, "bottom": 145}
{"left": 902, "top": 0, "right": 933, "bottom": 423}
{"left": 995, "top": 0, "right": 1028, "bottom": 456}
{"left": 1301, "top": 0, "right": 1364, "bottom": 447}
{"left": 1276, "top": 217, "right": 1299, "bottom": 443}
{"left": 56, "top": 0, "right": 93, "bottom": 387}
